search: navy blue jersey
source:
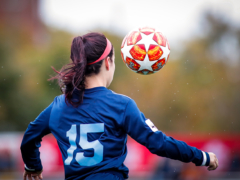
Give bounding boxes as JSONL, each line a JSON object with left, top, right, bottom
{"left": 21, "top": 87, "right": 210, "bottom": 179}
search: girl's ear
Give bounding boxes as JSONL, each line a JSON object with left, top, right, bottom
{"left": 105, "top": 57, "right": 110, "bottom": 70}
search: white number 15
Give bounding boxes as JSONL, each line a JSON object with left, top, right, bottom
{"left": 64, "top": 123, "right": 104, "bottom": 166}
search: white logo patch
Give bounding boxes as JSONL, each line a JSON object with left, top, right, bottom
{"left": 145, "top": 119, "right": 158, "bottom": 132}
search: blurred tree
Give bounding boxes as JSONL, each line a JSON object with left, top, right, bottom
{"left": 0, "top": 10, "right": 239, "bottom": 133}
{"left": 109, "top": 11, "right": 240, "bottom": 133}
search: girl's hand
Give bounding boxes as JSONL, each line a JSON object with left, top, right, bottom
{"left": 207, "top": 152, "right": 219, "bottom": 171}
{"left": 23, "top": 170, "right": 43, "bottom": 180}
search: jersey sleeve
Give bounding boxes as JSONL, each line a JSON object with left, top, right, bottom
{"left": 20, "top": 100, "right": 54, "bottom": 172}
{"left": 122, "top": 99, "right": 210, "bottom": 166}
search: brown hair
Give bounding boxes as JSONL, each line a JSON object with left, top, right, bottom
{"left": 48, "top": 32, "right": 113, "bottom": 107}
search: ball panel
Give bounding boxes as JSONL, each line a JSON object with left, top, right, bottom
{"left": 166, "top": 40, "right": 170, "bottom": 50}
{"left": 127, "top": 31, "right": 142, "bottom": 45}
{"left": 126, "top": 57, "right": 140, "bottom": 71}
{"left": 139, "top": 27, "right": 155, "bottom": 35}
{"left": 151, "top": 58, "right": 165, "bottom": 71}
{"left": 121, "top": 35, "right": 128, "bottom": 48}
{"left": 137, "top": 69, "right": 154, "bottom": 75}
{"left": 121, "top": 52, "right": 125, "bottom": 63}
{"left": 130, "top": 44, "right": 146, "bottom": 61}
{"left": 167, "top": 54, "right": 170, "bottom": 62}
{"left": 148, "top": 45, "right": 163, "bottom": 61}
{"left": 153, "top": 32, "right": 166, "bottom": 46}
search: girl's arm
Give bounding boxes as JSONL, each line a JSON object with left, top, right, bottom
{"left": 20, "top": 101, "right": 54, "bottom": 173}
{"left": 123, "top": 99, "right": 212, "bottom": 167}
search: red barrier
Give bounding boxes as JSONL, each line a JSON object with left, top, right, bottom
{"left": 0, "top": 133, "right": 239, "bottom": 177}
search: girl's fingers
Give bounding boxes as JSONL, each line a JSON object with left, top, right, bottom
{"left": 23, "top": 172, "right": 27, "bottom": 180}
{"left": 32, "top": 176, "right": 39, "bottom": 180}
{"left": 208, "top": 160, "right": 218, "bottom": 171}
{"left": 27, "top": 174, "right": 32, "bottom": 180}
{"left": 23, "top": 171, "right": 42, "bottom": 180}
{"left": 208, "top": 164, "right": 215, "bottom": 171}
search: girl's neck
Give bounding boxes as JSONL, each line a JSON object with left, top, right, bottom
{"left": 85, "top": 75, "right": 106, "bottom": 89}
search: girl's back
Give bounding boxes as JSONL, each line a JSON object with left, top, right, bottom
{"left": 50, "top": 87, "right": 129, "bottom": 179}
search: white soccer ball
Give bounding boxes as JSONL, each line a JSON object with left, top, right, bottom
{"left": 121, "top": 27, "right": 170, "bottom": 75}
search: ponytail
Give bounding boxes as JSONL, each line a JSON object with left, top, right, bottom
{"left": 48, "top": 32, "right": 113, "bottom": 107}
{"left": 49, "top": 36, "right": 87, "bottom": 107}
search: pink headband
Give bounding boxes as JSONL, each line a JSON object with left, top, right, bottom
{"left": 87, "top": 38, "right": 112, "bottom": 65}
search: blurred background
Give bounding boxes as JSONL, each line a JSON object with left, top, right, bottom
{"left": 0, "top": 0, "right": 240, "bottom": 179}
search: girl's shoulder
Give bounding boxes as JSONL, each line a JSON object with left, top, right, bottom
{"left": 108, "top": 89, "right": 132, "bottom": 102}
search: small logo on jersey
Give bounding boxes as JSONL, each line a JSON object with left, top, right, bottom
{"left": 145, "top": 119, "right": 158, "bottom": 132}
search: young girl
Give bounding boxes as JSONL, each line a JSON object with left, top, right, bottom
{"left": 21, "top": 32, "right": 218, "bottom": 180}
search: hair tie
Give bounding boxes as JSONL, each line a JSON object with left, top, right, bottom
{"left": 87, "top": 38, "right": 112, "bottom": 65}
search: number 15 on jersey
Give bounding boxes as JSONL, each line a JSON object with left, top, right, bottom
{"left": 64, "top": 123, "right": 104, "bottom": 166}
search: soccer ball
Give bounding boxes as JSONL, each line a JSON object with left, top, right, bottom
{"left": 121, "top": 27, "right": 170, "bottom": 75}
